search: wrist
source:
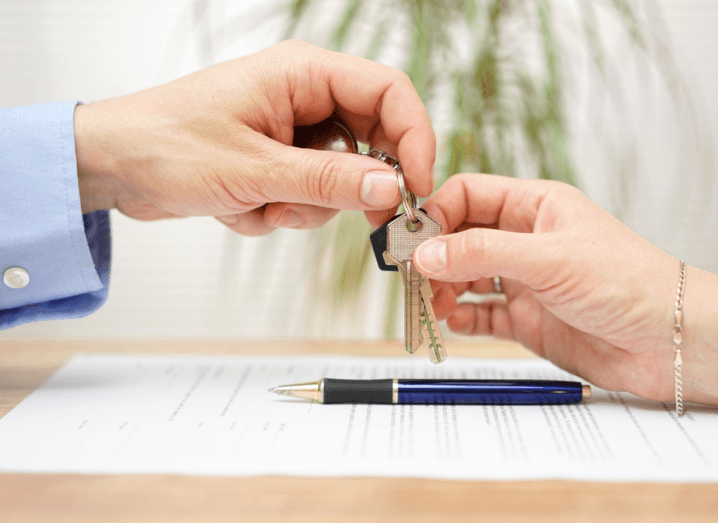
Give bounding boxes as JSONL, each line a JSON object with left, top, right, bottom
{"left": 73, "top": 102, "right": 134, "bottom": 214}
{"left": 681, "top": 265, "right": 718, "bottom": 405}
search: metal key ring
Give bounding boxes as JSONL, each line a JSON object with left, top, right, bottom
{"left": 363, "top": 148, "right": 418, "bottom": 223}
{"left": 396, "top": 166, "right": 418, "bottom": 223}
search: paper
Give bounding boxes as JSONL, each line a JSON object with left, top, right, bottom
{"left": 0, "top": 354, "right": 715, "bottom": 481}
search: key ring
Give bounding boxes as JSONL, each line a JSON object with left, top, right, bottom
{"left": 396, "top": 167, "right": 418, "bottom": 223}
{"left": 363, "top": 149, "right": 419, "bottom": 223}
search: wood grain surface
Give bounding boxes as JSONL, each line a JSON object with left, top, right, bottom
{"left": 0, "top": 339, "right": 715, "bottom": 523}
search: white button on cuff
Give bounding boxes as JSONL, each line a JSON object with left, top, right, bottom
{"left": 3, "top": 267, "right": 30, "bottom": 289}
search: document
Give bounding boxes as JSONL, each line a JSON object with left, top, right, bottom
{"left": 0, "top": 354, "right": 715, "bottom": 481}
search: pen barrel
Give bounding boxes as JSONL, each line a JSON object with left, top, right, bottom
{"left": 397, "top": 380, "right": 584, "bottom": 405}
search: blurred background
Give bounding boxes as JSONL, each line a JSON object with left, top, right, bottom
{"left": 2, "top": 0, "right": 717, "bottom": 341}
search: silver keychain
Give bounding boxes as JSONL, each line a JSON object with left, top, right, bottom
{"left": 366, "top": 150, "right": 446, "bottom": 364}
{"left": 295, "top": 117, "right": 447, "bottom": 363}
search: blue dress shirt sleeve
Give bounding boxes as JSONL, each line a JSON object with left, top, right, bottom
{"left": 0, "top": 101, "right": 111, "bottom": 330}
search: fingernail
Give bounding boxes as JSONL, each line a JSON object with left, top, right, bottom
{"left": 278, "top": 209, "right": 302, "bottom": 228}
{"left": 416, "top": 240, "right": 446, "bottom": 273}
{"left": 361, "top": 171, "right": 398, "bottom": 207}
{"left": 217, "top": 214, "right": 238, "bottom": 225}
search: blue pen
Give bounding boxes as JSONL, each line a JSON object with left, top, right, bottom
{"left": 270, "top": 378, "right": 590, "bottom": 405}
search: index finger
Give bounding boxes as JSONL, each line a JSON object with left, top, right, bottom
{"left": 286, "top": 41, "right": 436, "bottom": 197}
{"left": 421, "top": 173, "right": 550, "bottom": 234}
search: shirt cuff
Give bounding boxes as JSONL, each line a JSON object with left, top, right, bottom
{"left": 0, "top": 101, "right": 111, "bottom": 329}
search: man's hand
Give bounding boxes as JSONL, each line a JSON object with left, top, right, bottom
{"left": 74, "top": 40, "right": 435, "bottom": 235}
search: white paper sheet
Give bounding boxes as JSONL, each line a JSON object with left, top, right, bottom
{"left": 0, "top": 354, "right": 715, "bottom": 481}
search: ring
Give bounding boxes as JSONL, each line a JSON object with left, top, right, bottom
{"left": 457, "top": 276, "right": 507, "bottom": 305}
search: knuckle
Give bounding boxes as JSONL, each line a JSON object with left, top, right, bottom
{"left": 540, "top": 179, "right": 583, "bottom": 207}
{"left": 441, "top": 228, "right": 488, "bottom": 282}
{"left": 462, "top": 228, "right": 488, "bottom": 258}
{"left": 538, "top": 178, "right": 578, "bottom": 197}
{"left": 303, "top": 209, "right": 338, "bottom": 229}
{"left": 278, "top": 39, "right": 311, "bottom": 52}
{"left": 393, "top": 69, "right": 412, "bottom": 85}
{"left": 308, "top": 155, "right": 342, "bottom": 206}
{"left": 446, "top": 173, "right": 470, "bottom": 188}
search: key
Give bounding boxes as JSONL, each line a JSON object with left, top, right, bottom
{"left": 369, "top": 215, "right": 400, "bottom": 272}
{"left": 293, "top": 114, "right": 445, "bottom": 360}
{"left": 370, "top": 209, "right": 430, "bottom": 273}
{"left": 392, "top": 257, "right": 422, "bottom": 354}
{"left": 386, "top": 209, "right": 442, "bottom": 355}
{"left": 419, "top": 276, "right": 447, "bottom": 364}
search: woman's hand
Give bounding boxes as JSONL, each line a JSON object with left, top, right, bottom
{"left": 413, "top": 173, "right": 718, "bottom": 405}
{"left": 74, "top": 40, "right": 435, "bottom": 235}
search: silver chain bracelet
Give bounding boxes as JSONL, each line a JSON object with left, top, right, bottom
{"left": 673, "top": 260, "right": 686, "bottom": 416}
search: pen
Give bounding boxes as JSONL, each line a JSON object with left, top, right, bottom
{"left": 269, "top": 378, "right": 590, "bottom": 405}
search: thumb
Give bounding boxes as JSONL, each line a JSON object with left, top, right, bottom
{"left": 413, "top": 228, "right": 562, "bottom": 290}
{"left": 266, "top": 143, "right": 402, "bottom": 210}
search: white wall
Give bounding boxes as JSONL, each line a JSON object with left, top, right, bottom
{"left": 2, "top": 0, "right": 717, "bottom": 340}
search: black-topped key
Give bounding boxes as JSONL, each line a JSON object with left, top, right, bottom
{"left": 370, "top": 215, "right": 401, "bottom": 272}
{"left": 370, "top": 209, "right": 430, "bottom": 272}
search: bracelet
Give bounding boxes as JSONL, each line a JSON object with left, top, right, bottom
{"left": 673, "top": 260, "right": 686, "bottom": 416}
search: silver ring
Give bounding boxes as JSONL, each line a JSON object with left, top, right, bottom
{"left": 396, "top": 166, "right": 418, "bottom": 223}
{"left": 493, "top": 276, "right": 504, "bottom": 294}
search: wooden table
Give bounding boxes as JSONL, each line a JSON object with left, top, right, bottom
{"left": 0, "top": 339, "right": 715, "bottom": 523}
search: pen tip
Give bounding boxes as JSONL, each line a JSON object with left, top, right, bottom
{"left": 269, "top": 385, "right": 296, "bottom": 397}
{"left": 267, "top": 382, "right": 321, "bottom": 401}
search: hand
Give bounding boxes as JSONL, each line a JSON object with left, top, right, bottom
{"left": 413, "top": 174, "right": 718, "bottom": 405}
{"left": 74, "top": 40, "right": 435, "bottom": 235}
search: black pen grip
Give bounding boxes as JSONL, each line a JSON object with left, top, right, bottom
{"left": 323, "top": 378, "right": 393, "bottom": 404}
